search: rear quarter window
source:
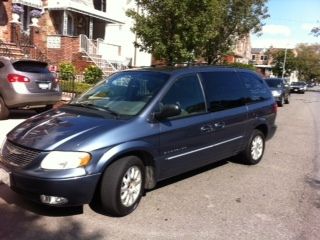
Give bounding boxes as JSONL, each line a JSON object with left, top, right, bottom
{"left": 238, "top": 72, "right": 272, "bottom": 103}
{"left": 12, "top": 61, "right": 50, "bottom": 73}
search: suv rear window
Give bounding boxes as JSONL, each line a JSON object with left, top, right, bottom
{"left": 12, "top": 61, "right": 50, "bottom": 73}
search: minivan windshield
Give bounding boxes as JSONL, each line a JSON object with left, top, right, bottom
{"left": 73, "top": 71, "right": 169, "bottom": 117}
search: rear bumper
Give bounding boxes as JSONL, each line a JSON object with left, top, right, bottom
{"left": 266, "top": 125, "right": 277, "bottom": 141}
{"left": 4, "top": 92, "right": 62, "bottom": 108}
{"left": 290, "top": 88, "right": 304, "bottom": 93}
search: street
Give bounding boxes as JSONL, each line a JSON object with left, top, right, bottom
{"left": 0, "top": 92, "right": 320, "bottom": 240}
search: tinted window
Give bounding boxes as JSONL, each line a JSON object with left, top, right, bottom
{"left": 161, "top": 75, "right": 205, "bottom": 118}
{"left": 265, "top": 79, "right": 283, "bottom": 88}
{"left": 238, "top": 72, "right": 272, "bottom": 103}
{"left": 200, "top": 71, "right": 247, "bottom": 112}
{"left": 12, "top": 61, "right": 50, "bottom": 73}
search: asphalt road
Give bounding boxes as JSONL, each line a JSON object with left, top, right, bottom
{"left": 0, "top": 92, "right": 320, "bottom": 240}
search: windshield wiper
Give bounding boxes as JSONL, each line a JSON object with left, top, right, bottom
{"left": 69, "top": 103, "right": 120, "bottom": 118}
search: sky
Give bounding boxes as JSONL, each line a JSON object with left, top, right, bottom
{"left": 251, "top": 0, "right": 320, "bottom": 48}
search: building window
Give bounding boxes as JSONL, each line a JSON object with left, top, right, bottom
{"left": 94, "top": 0, "right": 106, "bottom": 12}
{"left": 67, "top": 13, "right": 74, "bottom": 36}
{"left": 264, "top": 55, "right": 268, "bottom": 61}
{"left": 252, "top": 55, "right": 256, "bottom": 60}
{"left": 260, "top": 55, "right": 264, "bottom": 60}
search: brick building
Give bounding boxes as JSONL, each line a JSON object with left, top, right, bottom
{"left": 0, "top": 0, "right": 152, "bottom": 74}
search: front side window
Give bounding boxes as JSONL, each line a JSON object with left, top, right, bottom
{"left": 200, "top": 71, "right": 248, "bottom": 112}
{"left": 160, "top": 75, "right": 206, "bottom": 119}
{"left": 239, "top": 72, "right": 272, "bottom": 103}
{"left": 74, "top": 71, "right": 169, "bottom": 117}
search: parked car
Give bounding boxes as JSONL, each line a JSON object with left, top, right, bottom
{"left": 0, "top": 57, "right": 61, "bottom": 119}
{"left": 264, "top": 78, "right": 290, "bottom": 107}
{"left": 290, "top": 81, "right": 307, "bottom": 94}
{"left": 307, "top": 82, "right": 315, "bottom": 88}
{"left": 0, "top": 66, "right": 277, "bottom": 216}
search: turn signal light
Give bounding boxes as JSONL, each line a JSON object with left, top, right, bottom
{"left": 7, "top": 74, "right": 30, "bottom": 83}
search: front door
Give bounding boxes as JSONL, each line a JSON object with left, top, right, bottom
{"left": 157, "top": 74, "right": 214, "bottom": 179}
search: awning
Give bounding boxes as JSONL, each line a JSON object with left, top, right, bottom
{"left": 12, "top": 0, "right": 42, "bottom": 8}
{"left": 45, "top": 1, "right": 123, "bottom": 24}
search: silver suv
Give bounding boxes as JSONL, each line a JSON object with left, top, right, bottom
{"left": 0, "top": 57, "right": 61, "bottom": 119}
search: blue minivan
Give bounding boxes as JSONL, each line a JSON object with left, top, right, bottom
{"left": 0, "top": 66, "right": 277, "bottom": 216}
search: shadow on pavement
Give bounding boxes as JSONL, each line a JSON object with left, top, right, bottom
{"left": 0, "top": 205, "right": 103, "bottom": 240}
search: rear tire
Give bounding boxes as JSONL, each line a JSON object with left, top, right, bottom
{"left": 0, "top": 97, "right": 9, "bottom": 120}
{"left": 240, "top": 129, "right": 265, "bottom": 165}
{"left": 285, "top": 96, "right": 289, "bottom": 104}
{"left": 277, "top": 96, "right": 284, "bottom": 107}
{"left": 100, "top": 156, "right": 145, "bottom": 217}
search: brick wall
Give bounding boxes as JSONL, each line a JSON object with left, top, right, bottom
{"left": 46, "top": 36, "right": 80, "bottom": 66}
{"left": 0, "top": 0, "right": 12, "bottom": 43}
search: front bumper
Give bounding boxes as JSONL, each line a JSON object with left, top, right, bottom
{"left": 1, "top": 165, "right": 101, "bottom": 206}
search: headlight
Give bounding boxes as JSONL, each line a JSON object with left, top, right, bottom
{"left": 271, "top": 90, "right": 281, "bottom": 97}
{"left": 41, "top": 151, "right": 92, "bottom": 170}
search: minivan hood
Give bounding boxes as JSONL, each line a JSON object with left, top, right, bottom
{"left": 7, "top": 107, "right": 125, "bottom": 151}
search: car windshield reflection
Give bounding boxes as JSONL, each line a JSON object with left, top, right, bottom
{"left": 72, "top": 71, "right": 169, "bottom": 118}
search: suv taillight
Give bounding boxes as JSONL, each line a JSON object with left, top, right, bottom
{"left": 7, "top": 74, "right": 30, "bottom": 83}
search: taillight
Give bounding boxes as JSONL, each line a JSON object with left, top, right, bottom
{"left": 7, "top": 74, "right": 30, "bottom": 83}
{"left": 272, "top": 103, "right": 278, "bottom": 114}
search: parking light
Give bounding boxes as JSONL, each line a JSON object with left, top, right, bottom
{"left": 40, "top": 195, "right": 68, "bottom": 205}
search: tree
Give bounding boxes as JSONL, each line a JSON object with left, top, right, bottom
{"left": 311, "top": 26, "right": 320, "bottom": 37}
{"left": 127, "top": 0, "right": 214, "bottom": 65}
{"left": 203, "top": 0, "right": 269, "bottom": 64}
{"left": 270, "top": 49, "right": 297, "bottom": 78}
{"left": 295, "top": 44, "right": 320, "bottom": 81}
{"left": 127, "top": 0, "right": 268, "bottom": 65}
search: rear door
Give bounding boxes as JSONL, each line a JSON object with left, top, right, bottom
{"left": 199, "top": 70, "right": 249, "bottom": 160}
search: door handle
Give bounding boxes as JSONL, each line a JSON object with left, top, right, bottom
{"left": 214, "top": 122, "right": 225, "bottom": 129}
{"left": 200, "top": 125, "right": 213, "bottom": 133}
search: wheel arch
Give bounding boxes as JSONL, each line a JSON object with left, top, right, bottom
{"left": 98, "top": 142, "right": 158, "bottom": 190}
{"left": 108, "top": 150, "right": 157, "bottom": 190}
{"left": 255, "top": 124, "right": 268, "bottom": 138}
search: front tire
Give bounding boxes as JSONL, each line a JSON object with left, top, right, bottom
{"left": 240, "top": 129, "right": 265, "bottom": 165}
{"left": 100, "top": 156, "right": 145, "bottom": 217}
{"left": 0, "top": 97, "right": 9, "bottom": 120}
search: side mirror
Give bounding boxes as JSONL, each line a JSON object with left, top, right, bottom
{"left": 154, "top": 104, "right": 181, "bottom": 120}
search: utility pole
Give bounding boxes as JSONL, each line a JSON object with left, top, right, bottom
{"left": 281, "top": 47, "right": 288, "bottom": 79}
